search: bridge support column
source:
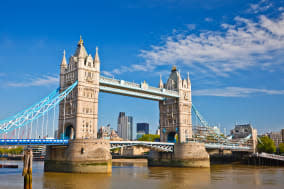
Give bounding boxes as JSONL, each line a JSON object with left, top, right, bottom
{"left": 44, "top": 139, "right": 112, "bottom": 173}
{"left": 148, "top": 142, "right": 210, "bottom": 168}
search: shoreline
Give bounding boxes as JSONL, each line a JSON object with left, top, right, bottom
{"left": 112, "top": 158, "right": 148, "bottom": 163}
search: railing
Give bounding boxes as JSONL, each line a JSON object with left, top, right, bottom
{"left": 0, "top": 139, "right": 69, "bottom": 145}
{"left": 255, "top": 152, "right": 284, "bottom": 161}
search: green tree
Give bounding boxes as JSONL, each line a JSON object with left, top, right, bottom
{"left": 257, "top": 136, "right": 276, "bottom": 153}
{"left": 0, "top": 148, "right": 9, "bottom": 155}
{"left": 138, "top": 134, "right": 160, "bottom": 142}
{"left": 0, "top": 148, "right": 4, "bottom": 155}
{"left": 279, "top": 143, "right": 284, "bottom": 154}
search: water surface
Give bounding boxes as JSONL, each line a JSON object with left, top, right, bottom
{"left": 0, "top": 160, "right": 283, "bottom": 189}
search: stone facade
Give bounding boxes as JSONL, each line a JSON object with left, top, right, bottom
{"left": 159, "top": 66, "right": 192, "bottom": 143}
{"left": 58, "top": 36, "right": 100, "bottom": 140}
{"left": 45, "top": 139, "right": 112, "bottom": 173}
{"left": 155, "top": 66, "right": 210, "bottom": 168}
{"left": 148, "top": 142, "right": 210, "bottom": 168}
{"left": 120, "top": 146, "right": 150, "bottom": 156}
{"left": 45, "top": 37, "right": 111, "bottom": 173}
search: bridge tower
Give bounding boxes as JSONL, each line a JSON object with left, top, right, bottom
{"left": 150, "top": 66, "right": 209, "bottom": 168}
{"left": 45, "top": 37, "right": 111, "bottom": 174}
{"left": 159, "top": 66, "right": 192, "bottom": 143}
{"left": 58, "top": 36, "right": 100, "bottom": 139}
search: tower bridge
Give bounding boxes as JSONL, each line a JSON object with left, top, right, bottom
{"left": 0, "top": 37, "right": 256, "bottom": 173}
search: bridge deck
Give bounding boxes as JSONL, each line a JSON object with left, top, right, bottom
{"left": 0, "top": 139, "right": 68, "bottom": 145}
{"left": 0, "top": 139, "right": 251, "bottom": 152}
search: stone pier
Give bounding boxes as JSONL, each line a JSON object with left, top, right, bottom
{"left": 148, "top": 142, "right": 210, "bottom": 168}
{"left": 44, "top": 139, "right": 112, "bottom": 173}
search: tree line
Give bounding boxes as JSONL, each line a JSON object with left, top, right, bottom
{"left": 257, "top": 136, "right": 284, "bottom": 154}
{"left": 0, "top": 147, "right": 24, "bottom": 155}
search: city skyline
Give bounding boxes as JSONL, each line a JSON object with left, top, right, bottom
{"left": 0, "top": 0, "right": 284, "bottom": 135}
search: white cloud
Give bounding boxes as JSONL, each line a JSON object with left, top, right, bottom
{"left": 101, "top": 71, "right": 114, "bottom": 77}
{"left": 204, "top": 17, "right": 213, "bottom": 22}
{"left": 139, "top": 13, "right": 284, "bottom": 77}
{"left": 186, "top": 24, "right": 196, "bottom": 30}
{"left": 101, "top": 4, "right": 284, "bottom": 79}
{"left": 248, "top": 0, "right": 272, "bottom": 14}
{"left": 6, "top": 75, "right": 59, "bottom": 87}
{"left": 193, "top": 87, "right": 284, "bottom": 97}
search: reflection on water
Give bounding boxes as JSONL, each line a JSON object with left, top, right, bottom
{"left": 0, "top": 160, "right": 284, "bottom": 189}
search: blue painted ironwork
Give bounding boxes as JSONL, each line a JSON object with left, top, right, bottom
{"left": 191, "top": 104, "right": 210, "bottom": 127}
{"left": 0, "top": 139, "right": 69, "bottom": 145}
{"left": 0, "top": 81, "right": 78, "bottom": 134}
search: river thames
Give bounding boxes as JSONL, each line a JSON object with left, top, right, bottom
{"left": 0, "top": 160, "right": 284, "bottom": 189}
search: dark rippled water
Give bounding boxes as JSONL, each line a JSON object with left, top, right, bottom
{"left": 0, "top": 160, "right": 284, "bottom": 189}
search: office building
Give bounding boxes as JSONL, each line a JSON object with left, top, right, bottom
{"left": 136, "top": 123, "right": 149, "bottom": 139}
{"left": 117, "top": 112, "right": 133, "bottom": 140}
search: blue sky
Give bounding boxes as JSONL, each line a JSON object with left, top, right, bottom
{"left": 0, "top": 0, "right": 284, "bottom": 137}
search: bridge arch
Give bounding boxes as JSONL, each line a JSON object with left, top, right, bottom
{"left": 167, "top": 132, "right": 177, "bottom": 143}
{"left": 65, "top": 125, "right": 75, "bottom": 140}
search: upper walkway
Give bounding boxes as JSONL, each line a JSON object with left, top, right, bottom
{"left": 99, "top": 76, "right": 179, "bottom": 101}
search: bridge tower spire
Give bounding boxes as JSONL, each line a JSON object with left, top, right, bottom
{"left": 94, "top": 46, "right": 100, "bottom": 72}
{"left": 60, "top": 50, "right": 67, "bottom": 88}
{"left": 159, "top": 74, "right": 163, "bottom": 88}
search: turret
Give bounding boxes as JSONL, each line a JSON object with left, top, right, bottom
{"left": 75, "top": 36, "right": 88, "bottom": 58}
{"left": 166, "top": 65, "right": 182, "bottom": 91}
{"left": 94, "top": 46, "right": 100, "bottom": 72}
{"left": 182, "top": 79, "right": 187, "bottom": 88}
{"left": 159, "top": 74, "right": 163, "bottom": 88}
{"left": 60, "top": 50, "right": 67, "bottom": 88}
{"left": 60, "top": 50, "right": 67, "bottom": 69}
{"left": 74, "top": 36, "right": 88, "bottom": 68}
{"left": 187, "top": 72, "right": 191, "bottom": 90}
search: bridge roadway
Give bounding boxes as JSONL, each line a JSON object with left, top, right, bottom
{"left": 0, "top": 139, "right": 251, "bottom": 152}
